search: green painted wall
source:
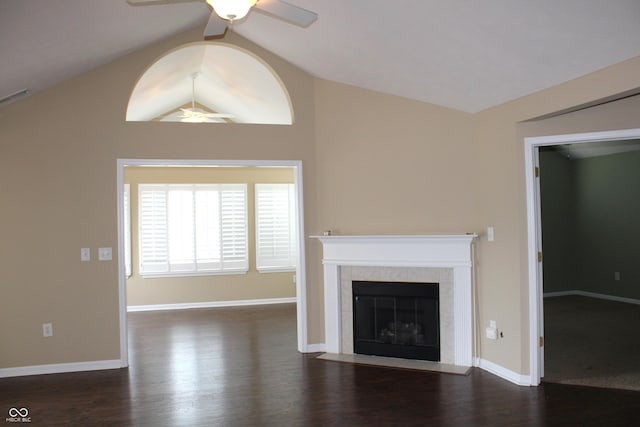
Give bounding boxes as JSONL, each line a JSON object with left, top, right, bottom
{"left": 574, "top": 150, "right": 640, "bottom": 299}
{"left": 540, "top": 148, "right": 640, "bottom": 299}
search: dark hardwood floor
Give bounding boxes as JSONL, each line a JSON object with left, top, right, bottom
{"left": 1, "top": 304, "right": 639, "bottom": 426}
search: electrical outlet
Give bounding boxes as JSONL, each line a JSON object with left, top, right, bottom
{"left": 42, "top": 323, "right": 53, "bottom": 337}
{"left": 486, "top": 320, "right": 498, "bottom": 340}
{"left": 614, "top": 272, "right": 621, "bottom": 281}
{"left": 486, "top": 327, "right": 497, "bottom": 340}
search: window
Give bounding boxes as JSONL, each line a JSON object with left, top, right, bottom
{"left": 139, "top": 184, "right": 248, "bottom": 277}
{"left": 255, "top": 183, "right": 297, "bottom": 272}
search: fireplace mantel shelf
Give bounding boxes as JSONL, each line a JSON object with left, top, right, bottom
{"left": 310, "top": 233, "right": 478, "bottom": 241}
{"left": 311, "top": 234, "right": 478, "bottom": 268}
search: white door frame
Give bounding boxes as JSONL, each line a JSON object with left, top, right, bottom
{"left": 116, "top": 158, "right": 309, "bottom": 367}
{"left": 524, "top": 128, "right": 640, "bottom": 385}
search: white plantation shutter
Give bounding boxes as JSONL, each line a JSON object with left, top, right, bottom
{"left": 195, "top": 189, "right": 221, "bottom": 270}
{"left": 221, "top": 188, "right": 249, "bottom": 270}
{"left": 139, "top": 186, "right": 169, "bottom": 274}
{"left": 139, "top": 184, "right": 248, "bottom": 276}
{"left": 167, "top": 187, "right": 195, "bottom": 272}
{"left": 255, "top": 183, "right": 297, "bottom": 271}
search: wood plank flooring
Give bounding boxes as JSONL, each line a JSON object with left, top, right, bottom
{"left": 1, "top": 304, "right": 639, "bottom": 426}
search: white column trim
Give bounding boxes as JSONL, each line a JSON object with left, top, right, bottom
{"left": 453, "top": 266, "right": 473, "bottom": 366}
{"left": 323, "top": 263, "right": 342, "bottom": 354}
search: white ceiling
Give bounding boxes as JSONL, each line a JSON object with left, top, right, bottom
{"left": 2, "top": 0, "right": 640, "bottom": 113}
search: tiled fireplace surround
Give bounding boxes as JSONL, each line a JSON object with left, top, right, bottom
{"left": 314, "top": 235, "right": 476, "bottom": 367}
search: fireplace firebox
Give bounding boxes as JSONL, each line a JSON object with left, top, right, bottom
{"left": 352, "top": 281, "right": 440, "bottom": 361}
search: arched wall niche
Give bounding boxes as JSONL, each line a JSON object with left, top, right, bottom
{"left": 126, "top": 41, "right": 294, "bottom": 124}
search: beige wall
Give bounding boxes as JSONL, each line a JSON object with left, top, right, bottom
{"left": 125, "top": 166, "right": 295, "bottom": 306}
{"left": 311, "top": 64, "right": 640, "bottom": 375}
{"left": 0, "top": 29, "right": 317, "bottom": 368}
{"left": 313, "top": 79, "right": 478, "bottom": 234}
{"left": 2, "top": 20, "right": 640, "bottom": 378}
{"left": 472, "top": 57, "right": 640, "bottom": 374}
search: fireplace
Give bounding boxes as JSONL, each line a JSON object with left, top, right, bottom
{"left": 353, "top": 281, "right": 440, "bottom": 361}
{"left": 313, "top": 234, "right": 476, "bottom": 367}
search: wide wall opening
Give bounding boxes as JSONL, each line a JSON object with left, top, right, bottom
{"left": 116, "top": 159, "right": 308, "bottom": 367}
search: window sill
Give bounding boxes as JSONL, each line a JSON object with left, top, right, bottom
{"left": 257, "top": 267, "right": 296, "bottom": 274}
{"left": 141, "top": 270, "right": 249, "bottom": 279}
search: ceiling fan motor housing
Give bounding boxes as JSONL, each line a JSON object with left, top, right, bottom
{"left": 207, "top": 0, "right": 257, "bottom": 21}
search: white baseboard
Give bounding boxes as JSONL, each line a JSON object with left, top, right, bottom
{"left": 475, "top": 357, "right": 533, "bottom": 386}
{"left": 303, "top": 343, "right": 326, "bottom": 353}
{"left": 127, "top": 297, "right": 297, "bottom": 312}
{"left": 542, "top": 291, "right": 576, "bottom": 298}
{"left": 544, "top": 290, "right": 640, "bottom": 305}
{"left": 0, "top": 359, "right": 123, "bottom": 379}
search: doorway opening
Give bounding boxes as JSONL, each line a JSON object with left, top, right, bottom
{"left": 524, "top": 128, "right": 640, "bottom": 387}
{"left": 116, "top": 159, "right": 308, "bottom": 367}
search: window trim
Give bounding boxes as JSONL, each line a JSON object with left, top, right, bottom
{"left": 123, "top": 183, "right": 132, "bottom": 278}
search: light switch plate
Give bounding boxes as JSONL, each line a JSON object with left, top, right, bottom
{"left": 81, "top": 248, "right": 91, "bottom": 262}
{"left": 98, "top": 247, "right": 112, "bottom": 261}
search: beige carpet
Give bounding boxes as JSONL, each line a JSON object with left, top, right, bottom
{"left": 543, "top": 295, "right": 640, "bottom": 391}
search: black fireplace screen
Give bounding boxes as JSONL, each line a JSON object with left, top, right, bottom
{"left": 353, "top": 281, "right": 440, "bottom": 361}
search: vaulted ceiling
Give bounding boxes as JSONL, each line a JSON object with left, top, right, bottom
{"left": 2, "top": 0, "right": 640, "bottom": 113}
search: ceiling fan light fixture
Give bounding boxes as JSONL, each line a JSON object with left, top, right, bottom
{"left": 207, "top": 0, "right": 257, "bottom": 22}
{"left": 180, "top": 107, "right": 210, "bottom": 123}
{"left": 177, "top": 72, "right": 235, "bottom": 124}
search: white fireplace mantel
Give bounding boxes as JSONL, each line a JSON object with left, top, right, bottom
{"left": 312, "top": 234, "right": 477, "bottom": 367}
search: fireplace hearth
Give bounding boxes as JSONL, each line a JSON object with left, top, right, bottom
{"left": 353, "top": 281, "right": 440, "bottom": 361}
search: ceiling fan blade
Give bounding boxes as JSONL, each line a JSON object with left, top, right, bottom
{"left": 127, "top": 0, "right": 200, "bottom": 5}
{"left": 204, "top": 10, "right": 228, "bottom": 38}
{"left": 159, "top": 111, "right": 184, "bottom": 122}
{"left": 204, "top": 113, "right": 235, "bottom": 118}
{"left": 179, "top": 111, "right": 234, "bottom": 118}
{"left": 255, "top": 0, "right": 318, "bottom": 27}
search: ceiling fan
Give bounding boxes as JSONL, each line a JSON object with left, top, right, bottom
{"left": 175, "top": 72, "right": 234, "bottom": 123}
{"left": 127, "top": 0, "right": 318, "bottom": 38}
